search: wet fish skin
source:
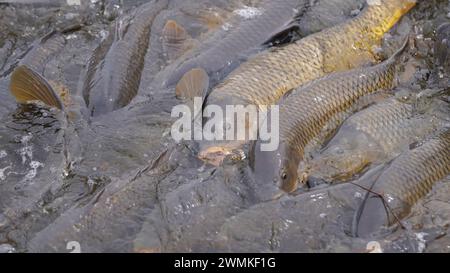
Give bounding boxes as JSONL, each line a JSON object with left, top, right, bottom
{"left": 354, "top": 129, "right": 450, "bottom": 237}
{"left": 207, "top": 0, "right": 416, "bottom": 107}
{"left": 25, "top": 146, "right": 171, "bottom": 252}
{"left": 0, "top": 40, "right": 14, "bottom": 72}
{"left": 304, "top": 97, "right": 442, "bottom": 183}
{"left": 200, "top": 0, "right": 416, "bottom": 164}
{"left": 82, "top": 0, "right": 168, "bottom": 117}
{"left": 163, "top": 0, "right": 308, "bottom": 88}
{"left": 20, "top": 31, "right": 66, "bottom": 73}
{"left": 252, "top": 48, "right": 401, "bottom": 194}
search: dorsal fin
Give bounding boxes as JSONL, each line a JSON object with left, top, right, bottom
{"left": 162, "top": 20, "right": 191, "bottom": 60}
{"left": 10, "top": 65, "right": 64, "bottom": 110}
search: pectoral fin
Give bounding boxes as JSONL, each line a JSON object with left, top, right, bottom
{"left": 10, "top": 65, "right": 64, "bottom": 110}
{"left": 175, "top": 68, "right": 209, "bottom": 101}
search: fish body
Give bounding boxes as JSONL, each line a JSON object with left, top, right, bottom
{"left": 19, "top": 31, "right": 66, "bottom": 73}
{"left": 252, "top": 46, "right": 403, "bottom": 193}
{"left": 82, "top": 0, "right": 168, "bottom": 117}
{"left": 354, "top": 129, "right": 450, "bottom": 237}
{"left": 200, "top": 0, "right": 416, "bottom": 163}
{"left": 304, "top": 97, "right": 443, "bottom": 183}
{"left": 207, "top": 0, "right": 416, "bottom": 108}
{"left": 163, "top": 0, "right": 309, "bottom": 88}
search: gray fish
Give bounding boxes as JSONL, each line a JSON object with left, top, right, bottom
{"left": 302, "top": 95, "right": 444, "bottom": 184}
{"left": 25, "top": 146, "right": 176, "bottom": 253}
{"left": 82, "top": 0, "right": 168, "bottom": 117}
{"left": 199, "top": 0, "right": 416, "bottom": 165}
{"left": 163, "top": 0, "right": 310, "bottom": 88}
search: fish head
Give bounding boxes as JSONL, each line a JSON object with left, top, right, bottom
{"left": 278, "top": 152, "right": 301, "bottom": 193}
{"left": 251, "top": 141, "right": 301, "bottom": 194}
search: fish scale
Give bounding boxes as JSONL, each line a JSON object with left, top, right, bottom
{"left": 280, "top": 61, "right": 396, "bottom": 156}
{"left": 372, "top": 130, "right": 450, "bottom": 207}
{"left": 303, "top": 94, "right": 444, "bottom": 186}
{"left": 351, "top": 100, "right": 418, "bottom": 153}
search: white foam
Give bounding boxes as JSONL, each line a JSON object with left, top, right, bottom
{"left": 0, "top": 150, "right": 7, "bottom": 159}
{"left": 415, "top": 232, "right": 427, "bottom": 253}
{"left": 222, "top": 23, "right": 232, "bottom": 31}
{"left": 233, "top": 6, "right": 262, "bottom": 20}
{"left": 24, "top": 161, "right": 44, "bottom": 180}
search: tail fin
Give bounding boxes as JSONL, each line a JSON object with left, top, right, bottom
{"left": 10, "top": 65, "right": 64, "bottom": 110}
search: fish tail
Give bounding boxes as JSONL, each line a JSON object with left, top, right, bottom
{"left": 350, "top": 164, "right": 387, "bottom": 237}
{"left": 9, "top": 65, "right": 64, "bottom": 110}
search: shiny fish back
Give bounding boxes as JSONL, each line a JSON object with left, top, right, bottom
{"left": 279, "top": 51, "right": 400, "bottom": 156}
{"left": 208, "top": 0, "right": 416, "bottom": 107}
{"left": 354, "top": 129, "right": 450, "bottom": 237}
{"left": 344, "top": 98, "right": 439, "bottom": 154}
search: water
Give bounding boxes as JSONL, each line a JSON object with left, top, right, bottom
{"left": 0, "top": 0, "right": 449, "bottom": 252}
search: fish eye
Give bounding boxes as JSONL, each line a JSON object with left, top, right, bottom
{"left": 281, "top": 172, "right": 288, "bottom": 180}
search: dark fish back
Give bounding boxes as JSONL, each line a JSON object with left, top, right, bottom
{"left": 279, "top": 57, "right": 398, "bottom": 157}
{"left": 20, "top": 31, "right": 66, "bottom": 73}
{"left": 164, "top": 0, "right": 307, "bottom": 88}
{"left": 83, "top": 0, "right": 168, "bottom": 117}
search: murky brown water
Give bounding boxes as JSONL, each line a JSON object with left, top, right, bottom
{"left": 0, "top": 0, "right": 449, "bottom": 253}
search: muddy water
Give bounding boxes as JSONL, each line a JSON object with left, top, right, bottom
{"left": 0, "top": 0, "right": 449, "bottom": 253}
